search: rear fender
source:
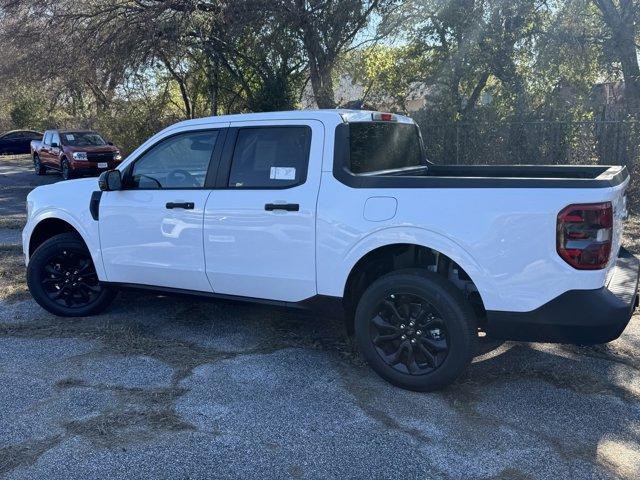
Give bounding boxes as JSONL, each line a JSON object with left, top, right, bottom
{"left": 333, "top": 226, "right": 494, "bottom": 309}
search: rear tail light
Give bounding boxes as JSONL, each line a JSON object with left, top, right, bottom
{"left": 557, "top": 202, "right": 613, "bottom": 270}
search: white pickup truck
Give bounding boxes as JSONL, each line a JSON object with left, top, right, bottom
{"left": 22, "top": 110, "right": 639, "bottom": 391}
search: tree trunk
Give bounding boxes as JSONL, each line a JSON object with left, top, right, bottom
{"left": 309, "top": 59, "right": 336, "bottom": 109}
{"left": 207, "top": 56, "right": 219, "bottom": 116}
{"left": 594, "top": 0, "right": 640, "bottom": 108}
{"left": 177, "top": 79, "right": 193, "bottom": 119}
{"left": 460, "top": 71, "right": 490, "bottom": 119}
{"left": 614, "top": 23, "right": 640, "bottom": 107}
{"left": 159, "top": 53, "right": 193, "bottom": 119}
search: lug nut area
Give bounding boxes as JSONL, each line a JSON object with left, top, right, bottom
{"left": 398, "top": 323, "right": 443, "bottom": 343}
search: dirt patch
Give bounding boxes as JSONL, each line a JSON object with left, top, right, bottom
{"left": 0, "top": 214, "right": 25, "bottom": 230}
{"left": 453, "top": 343, "right": 640, "bottom": 405}
{"left": 0, "top": 245, "right": 28, "bottom": 302}
{"left": 338, "top": 364, "right": 433, "bottom": 443}
{"left": 0, "top": 309, "right": 355, "bottom": 380}
{"left": 0, "top": 435, "right": 64, "bottom": 476}
{"left": 488, "top": 469, "right": 534, "bottom": 480}
{"left": 60, "top": 381, "right": 196, "bottom": 448}
{"left": 0, "top": 302, "right": 358, "bottom": 454}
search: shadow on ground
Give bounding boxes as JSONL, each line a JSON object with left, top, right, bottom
{"left": 0, "top": 288, "right": 639, "bottom": 479}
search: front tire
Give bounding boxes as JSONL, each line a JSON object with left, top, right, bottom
{"left": 354, "top": 269, "right": 477, "bottom": 392}
{"left": 34, "top": 155, "right": 45, "bottom": 175}
{"left": 61, "top": 158, "right": 73, "bottom": 180}
{"left": 27, "top": 233, "right": 117, "bottom": 317}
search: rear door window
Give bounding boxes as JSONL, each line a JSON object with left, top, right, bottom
{"left": 227, "top": 127, "right": 311, "bottom": 188}
{"left": 349, "top": 122, "right": 424, "bottom": 173}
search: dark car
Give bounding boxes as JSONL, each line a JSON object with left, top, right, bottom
{"left": 31, "top": 130, "right": 122, "bottom": 180}
{"left": 0, "top": 130, "right": 43, "bottom": 155}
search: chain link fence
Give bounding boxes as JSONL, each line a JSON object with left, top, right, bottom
{"left": 414, "top": 119, "right": 640, "bottom": 168}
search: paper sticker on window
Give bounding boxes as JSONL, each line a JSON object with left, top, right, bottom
{"left": 66, "top": 134, "right": 75, "bottom": 141}
{"left": 270, "top": 167, "right": 296, "bottom": 180}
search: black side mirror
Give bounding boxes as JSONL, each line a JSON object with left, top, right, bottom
{"left": 98, "top": 169, "right": 122, "bottom": 191}
{"left": 51, "top": 142, "right": 59, "bottom": 148}
{"left": 107, "top": 141, "right": 114, "bottom": 146}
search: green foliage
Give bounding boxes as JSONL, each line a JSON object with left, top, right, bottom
{"left": 9, "top": 92, "right": 48, "bottom": 130}
{"left": 347, "top": 44, "right": 423, "bottom": 112}
{"left": 0, "top": 0, "right": 638, "bottom": 172}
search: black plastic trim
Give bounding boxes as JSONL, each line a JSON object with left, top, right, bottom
{"left": 89, "top": 191, "right": 102, "bottom": 221}
{"left": 101, "top": 281, "right": 345, "bottom": 317}
{"left": 333, "top": 123, "right": 629, "bottom": 189}
{"left": 486, "top": 247, "right": 639, "bottom": 344}
{"left": 165, "top": 202, "right": 194, "bottom": 210}
{"left": 265, "top": 203, "right": 299, "bottom": 211}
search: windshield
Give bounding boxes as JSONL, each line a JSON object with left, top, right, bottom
{"left": 61, "top": 132, "right": 107, "bottom": 147}
{"left": 349, "top": 122, "right": 425, "bottom": 174}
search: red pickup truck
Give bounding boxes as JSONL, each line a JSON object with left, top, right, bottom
{"left": 30, "top": 130, "right": 122, "bottom": 180}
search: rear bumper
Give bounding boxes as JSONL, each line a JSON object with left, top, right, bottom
{"left": 486, "top": 247, "right": 639, "bottom": 344}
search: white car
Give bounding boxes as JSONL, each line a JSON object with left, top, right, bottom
{"left": 22, "top": 110, "right": 639, "bottom": 391}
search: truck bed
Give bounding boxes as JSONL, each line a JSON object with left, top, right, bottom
{"left": 336, "top": 163, "right": 628, "bottom": 189}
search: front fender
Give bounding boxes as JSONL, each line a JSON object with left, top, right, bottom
{"left": 323, "top": 225, "right": 495, "bottom": 310}
{"left": 22, "top": 208, "right": 106, "bottom": 281}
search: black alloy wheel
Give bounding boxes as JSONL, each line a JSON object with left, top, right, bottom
{"left": 40, "top": 249, "right": 101, "bottom": 309}
{"left": 370, "top": 293, "right": 449, "bottom": 375}
{"left": 354, "top": 269, "right": 476, "bottom": 391}
{"left": 27, "top": 233, "right": 117, "bottom": 316}
{"left": 34, "top": 155, "right": 45, "bottom": 175}
{"left": 61, "top": 158, "right": 71, "bottom": 180}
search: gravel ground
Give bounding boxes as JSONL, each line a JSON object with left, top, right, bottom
{"left": 1, "top": 155, "right": 639, "bottom": 479}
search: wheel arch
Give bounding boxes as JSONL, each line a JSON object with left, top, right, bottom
{"left": 337, "top": 228, "right": 494, "bottom": 332}
{"left": 29, "top": 217, "right": 80, "bottom": 257}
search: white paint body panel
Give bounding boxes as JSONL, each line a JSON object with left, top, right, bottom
{"left": 99, "top": 189, "right": 213, "bottom": 291}
{"left": 22, "top": 110, "right": 630, "bottom": 314}
{"left": 315, "top": 174, "right": 629, "bottom": 312}
{"left": 22, "top": 178, "right": 107, "bottom": 279}
{"left": 203, "top": 119, "right": 324, "bottom": 302}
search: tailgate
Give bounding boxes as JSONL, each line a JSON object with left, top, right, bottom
{"left": 606, "top": 179, "right": 631, "bottom": 282}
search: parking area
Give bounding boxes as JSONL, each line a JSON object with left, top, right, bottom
{"left": 1, "top": 155, "right": 639, "bottom": 479}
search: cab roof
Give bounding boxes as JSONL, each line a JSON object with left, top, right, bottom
{"left": 168, "top": 109, "right": 415, "bottom": 129}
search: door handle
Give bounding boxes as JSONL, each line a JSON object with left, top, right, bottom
{"left": 166, "top": 202, "right": 194, "bottom": 209}
{"left": 265, "top": 203, "right": 299, "bottom": 212}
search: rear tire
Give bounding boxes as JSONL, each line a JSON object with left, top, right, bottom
{"left": 34, "top": 155, "right": 45, "bottom": 175}
{"left": 27, "top": 233, "right": 117, "bottom": 317}
{"left": 354, "top": 269, "right": 477, "bottom": 392}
